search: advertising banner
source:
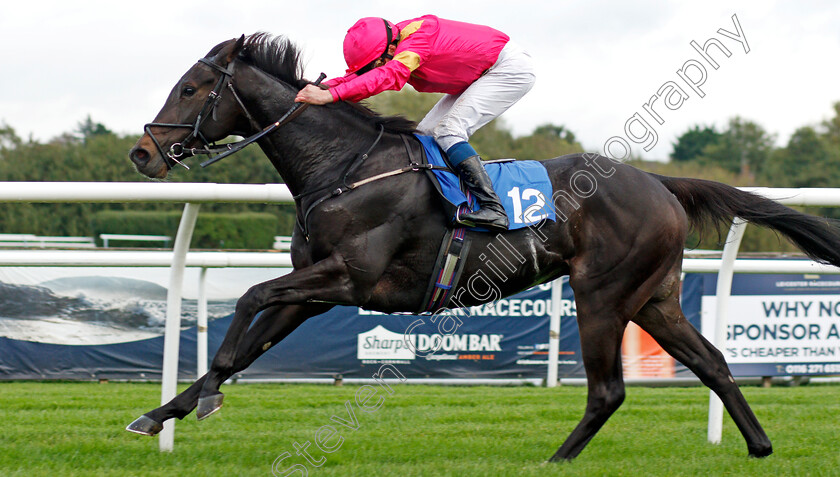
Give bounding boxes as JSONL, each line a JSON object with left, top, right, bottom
{"left": 4, "top": 266, "right": 835, "bottom": 380}
{"left": 338, "top": 282, "right": 583, "bottom": 379}
{"left": 0, "top": 267, "right": 584, "bottom": 380}
{"left": 687, "top": 272, "right": 840, "bottom": 376}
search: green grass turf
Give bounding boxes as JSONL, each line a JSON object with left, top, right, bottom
{"left": 0, "top": 381, "right": 837, "bottom": 476}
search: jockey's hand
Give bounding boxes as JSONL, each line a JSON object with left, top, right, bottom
{"left": 295, "top": 84, "right": 334, "bottom": 105}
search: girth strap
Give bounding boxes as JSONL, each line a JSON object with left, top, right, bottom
{"left": 419, "top": 227, "right": 471, "bottom": 313}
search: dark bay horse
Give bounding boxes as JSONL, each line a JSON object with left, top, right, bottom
{"left": 127, "top": 33, "right": 840, "bottom": 460}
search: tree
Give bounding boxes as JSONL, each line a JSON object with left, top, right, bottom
{"left": 76, "top": 115, "right": 113, "bottom": 143}
{"left": 0, "top": 117, "right": 299, "bottom": 237}
{"left": 510, "top": 123, "right": 581, "bottom": 160}
{"left": 0, "top": 122, "right": 22, "bottom": 156}
{"left": 761, "top": 126, "right": 840, "bottom": 188}
{"left": 670, "top": 125, "right": 721, "bottom": 162}
{"left": 822, "top": 101, "right": 840, "bottom": 147}
{"left": 698, "top": 117, "right": 775, "bottom": 180}
{"left": 532, "top": 124, "right": 577, "bottom": 145}
{"left": 365, "top": 87, "right": 441, "bottom": 123}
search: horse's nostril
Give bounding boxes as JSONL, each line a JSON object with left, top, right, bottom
{"left": 130, "top": 147, "right": 150, "bottom": 166}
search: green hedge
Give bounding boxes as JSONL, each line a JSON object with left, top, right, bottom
{"left": 91, "top": 210, "right": 279, "bottom": 249}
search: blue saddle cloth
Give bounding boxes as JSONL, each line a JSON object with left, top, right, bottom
{"left": 415, "top": 134, "right": 556, "bottom": 230}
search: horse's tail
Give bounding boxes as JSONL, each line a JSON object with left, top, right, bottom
{"left": 653, "top": 174, "right": 840, "bottom": 267}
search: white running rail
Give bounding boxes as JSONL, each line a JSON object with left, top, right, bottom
{"left": 0, "top": 182, "right": 294, "bottom": 452}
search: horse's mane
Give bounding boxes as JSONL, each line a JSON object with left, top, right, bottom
{"left": 220, "top": 32, "right": 417, "bottom": 135}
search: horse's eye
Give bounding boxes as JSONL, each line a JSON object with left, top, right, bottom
{"left": 182, "top": 86, "right": 196, "bottom": 97}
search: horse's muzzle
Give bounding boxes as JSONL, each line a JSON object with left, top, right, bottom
{"left": 129, "top": 144, "right": 168, "bottom": 179}
{"left": 129, "top": 145, "right": 151, "bottom": 168}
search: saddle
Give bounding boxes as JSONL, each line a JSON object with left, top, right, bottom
{"left": 412, "top": 134, "right": 556, "bottom": 230}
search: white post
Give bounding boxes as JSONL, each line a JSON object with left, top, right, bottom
{"left": 197, "top": 267, "right": 209, "bottom": 377}
{"left": 707, "top": 217, "right": 747, "bottom": 444}
{"left": 159, "top": 203, "right": 201, "bottom": 452}
{"left": 547, "top": 278, "right": 563, "bottom": 387}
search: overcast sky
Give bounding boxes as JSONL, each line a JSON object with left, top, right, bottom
{"left": 2, "top": 1, "right": 839, "bottom": 161}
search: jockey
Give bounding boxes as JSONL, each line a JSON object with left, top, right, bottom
{"left": 295, "top": 15, "right": 536, "bottom": 231}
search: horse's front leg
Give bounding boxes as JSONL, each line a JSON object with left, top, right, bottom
{"left": 197, "top": 254, "right": 357, "bottom": 419}
{"left": 127, "top": 303, "right": 331, "bottom": 435}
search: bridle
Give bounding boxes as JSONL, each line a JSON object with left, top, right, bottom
{"left": 143, "top": 58, "right": 232, "bottom": 170}
{"left": 143, "top": 56, "right": 324, "bottom": 170}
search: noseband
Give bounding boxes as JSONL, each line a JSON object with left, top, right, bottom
{"left": 143, "top": 58, "right": 235, "bottom": 170}
{"left": 144, "top": 56, "right": 325, "bottom": 170}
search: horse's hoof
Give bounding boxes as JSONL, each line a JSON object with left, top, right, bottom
{"left": 748, "top": 443, "right": 773, "bottom": 458}
{"left": 125, "top": 415, "right": 164, "bottom": 436}
{"left": 547, "top": 454, "right": 573, "bottom": 463}
{"left": 196, "top": 393, "right": 224, "bottom": 421}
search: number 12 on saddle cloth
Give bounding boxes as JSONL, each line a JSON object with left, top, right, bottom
{"left": 414, "top": 134, "right": 556, "bottom": 229}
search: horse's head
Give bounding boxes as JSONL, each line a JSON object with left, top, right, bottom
{"left": 129, "top": 36, "right": 247, "bottom": 178}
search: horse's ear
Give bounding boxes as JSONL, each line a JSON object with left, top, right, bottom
{"left": 215, "top": 35, "right": 245, "bottom": 67}
{"left": 226, "top": 35, "right": 246, "bottom": 64}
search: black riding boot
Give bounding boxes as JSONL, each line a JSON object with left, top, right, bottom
{"left": 454, "top": 155, "right": 509, "bottom": 231}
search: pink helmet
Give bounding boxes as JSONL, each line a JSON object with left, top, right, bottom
{"left": 343, "top": 17, "right": 398, "bottom": 74}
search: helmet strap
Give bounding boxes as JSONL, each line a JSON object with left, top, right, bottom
{"left": 381, "top": 18, "right": 395, "bottom": 60}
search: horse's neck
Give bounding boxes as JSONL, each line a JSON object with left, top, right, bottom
{"left": 236, "top": 67, "right": 374, "bottom": 199}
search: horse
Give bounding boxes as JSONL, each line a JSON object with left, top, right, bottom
{"left": 126, "top": 33, "right": 840, "bottom": 461}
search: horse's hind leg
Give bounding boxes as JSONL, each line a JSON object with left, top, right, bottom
{"left": 549, "top": 295, "right": 628, "bottom": 461}
{"left": 126, "top": 304, "right": 328, "bottom": 435}
{"left": 632, "top": 279, "right": 773, "bottom": 457}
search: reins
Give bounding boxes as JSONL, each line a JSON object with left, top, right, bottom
{"left": 199, "top": 72, "right": 327, "bottom": 168}
{"left": 143, "top": 55, "right": 326, "bottom": 170}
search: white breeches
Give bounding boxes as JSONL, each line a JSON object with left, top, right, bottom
{"left": 416, "top": 41, "right": 536, "bottom": 152}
